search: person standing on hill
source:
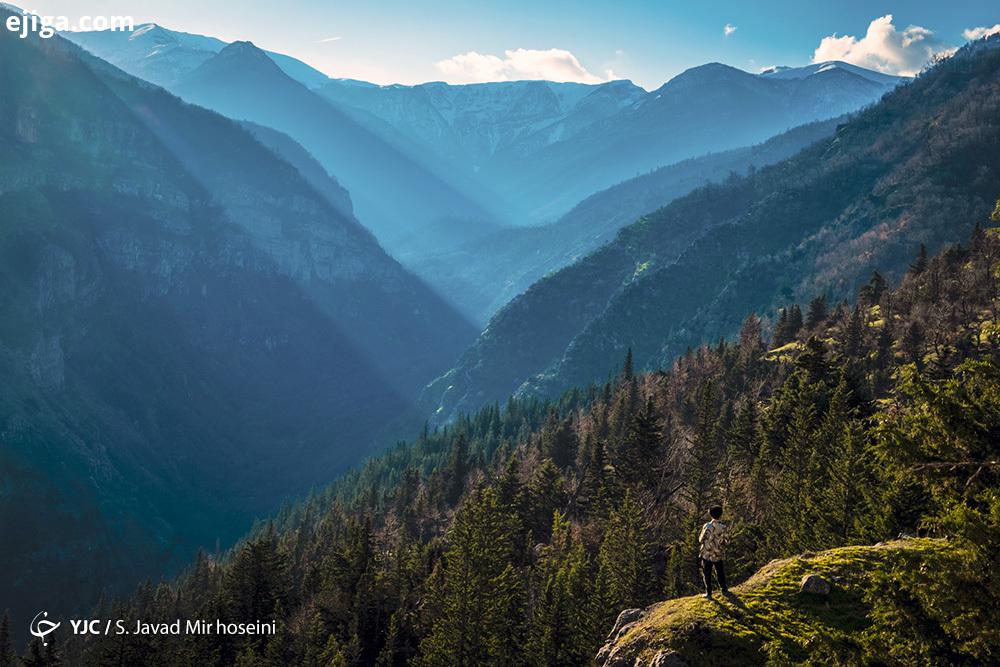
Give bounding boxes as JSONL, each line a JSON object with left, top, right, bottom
{"left": 699, "top": 505, "right": 729, "bottom": 598}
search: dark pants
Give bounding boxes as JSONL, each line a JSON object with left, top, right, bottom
{"left": 702, "top": 559, "right": 727, "bottom": 595}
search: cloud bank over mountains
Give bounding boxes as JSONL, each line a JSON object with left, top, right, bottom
{"left": 963, "top": 24, "right": 1000, "bottom": 41}
{"left": 434, "top": 47, "right": 608, "bottom": 84}
{"left": 811, "top": 14, "right": 954, "bottom": 76}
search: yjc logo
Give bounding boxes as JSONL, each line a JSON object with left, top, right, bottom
{"left": 30, "top": 611, "right": 60, "bottom": 646}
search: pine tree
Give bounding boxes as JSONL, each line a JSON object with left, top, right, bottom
{"left": 607, "top": 376, "right": 639, "bottom": 442}
{"left": 773, "top": 308, "right": 790, "bottom": 346}
{"left": 224, "top": 526, "right": 287, "bottom": 622}
{"left": 596, "top": 491, "right": 653, "bottom": 626}
{"left": 620, "top": 396, "right": 664, "bottom": 487}
{"left": 767, "top": 373, "right": 823, "bottom": 553}
{"left": 661, "top": 543, "right": 686, "bottom": 599}
{"left": 816, "top": 418, "right": 870, "bottom": 545}
{"left": 841, "top": 306, "right": 865, "bottom": 358}
{"left": 0, "top": 611, "right": 12, "bottom": 667}
{"left": 806, "top": 295, "right": 829, "bottom": 329}
{"left": 788, "top": 305, "right": 804, "bottom": 339}
{"left": 724, "top": 400, "right": 760, "bottom": 508}
{"left": 859, "top": 271, "right": 887, "bottom": 305}
{"left": 445, "top": 432, "right": 470, "bottom": 506}
{"left": 909, "top": 243, "right": 928, "bottom": 275}
{"left": 737, "top": 313, "right": 765, "bottom": 370}
{"left": 580, "top": 436, "right": 609, "bottom": 510}
{"left": 684, "top": 382, "right": 720, "bottom": 518}
{"left": 487, "top": 564, "right": 525, "bottom": 665}
{"left": 540, "top": 413, "right": 578, "bottom": 470}
{"left": 395, "top": 468, "right": 422, "bottom": 538}
{"left": 527, "top": 512, "right": 595, "bottom": 667}
{"left": 526, "top": 459, "right": 567, "bottom": 542}
{"left": 900, "top": 321, "right": 925, "bottom": 369}
{"left": 419, "top": 487, "right": 522, "bottom": 666}
{"left": 375, "top": 611, "right": 407, "bottom": 667}
{"left": 20, "top": 639, "right": 47, "bottom": 667}
{"left": 797, "top": 336, "right": 830, "bottom": 385}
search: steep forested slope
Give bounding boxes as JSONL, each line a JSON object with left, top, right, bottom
{"left": 0, "top": 23, "right": 474, "bottom": 626}
{"left": 424, "top": 38, "right": 1000, "bottom": 421}
{"left": 413, "top": 116, "right": 845, "bottom": 322}
{"left": 60, "top": 216, "right": 1000, "bottom": 665}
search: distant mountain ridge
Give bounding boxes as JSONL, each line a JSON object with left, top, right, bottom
{"left": 68, "top": 22, "right": 331, "bottom": 88}
{"left": 759, "top": 60, "right": 906, "bottom": 86}
{"left": 68, "top": 22, "right": 904, "bottom": 232}
{"left": 423, "top": 36, "right": 1000, "bottom": 422}
{"left": 69, "top": 23, "right": 905, "bottom": 323}
{"left": 318, "top": 60, "right": 902, "bottom": 223}
{"left": 316, "top": 77, "right": 647, "bottom": 179}
{"left": 490, "top": 60, "right": 903, "bottom": 220}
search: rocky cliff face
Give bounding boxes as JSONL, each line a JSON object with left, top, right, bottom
{"left": 0, "top": 22, "right": 474, "bottom": 626}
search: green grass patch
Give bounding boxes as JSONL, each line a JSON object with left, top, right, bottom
{"left": 608, "top": 539, "right": 957, "bottom": 666}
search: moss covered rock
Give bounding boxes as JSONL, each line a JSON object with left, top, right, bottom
{"left": 597, "top": 539, "right": 964, "bottom": 666}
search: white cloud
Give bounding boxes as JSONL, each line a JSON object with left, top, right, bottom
{"left": 434, "top": 48, "right": 606, "bottom": 84}
{"left": 812, "top": 14, "right": 953, "bottom": 76}
{"left": 724, "top": 23, "right": 737, "bottom": 37}
{"left": 317, "top": 36, "right": 342, "bottom": 43}
{"left": 963, "top": 24, "right": 1000, "bottom": 41}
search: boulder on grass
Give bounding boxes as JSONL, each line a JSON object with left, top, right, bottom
{"left": 606, "top": 608, "right": 646, "bottom": 641}
{"left": 649, "top": 650, "right": 689, "bottom": 666}
{"left": 800, "top": 573, "right": 832, "bottom": 595}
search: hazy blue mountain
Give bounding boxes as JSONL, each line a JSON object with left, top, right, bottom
{"left": 316, "top": 78, "right": 646, "bottom": 178}
{"left": 411, "top": 115, "right": 847, "bottom": 323}
{"left": 317, "top": 65, "right": 899, "bottom": 321}
{"left": 168, "top": 41, "right": 502, "bottom": 256}
{"left": 69, "top": 27, "right": 511, "bottom": 260}
{"left": 422, "top": 40, "right": 999, "bottom": 422}
{"left": 318, "top": 61, "right": 903, "bottom": 322}
{"left": 68, "top": 22, "right": 330, "bottom": 88}
{"left": 68, "top": 24, "right": 905, "bottom": 322}
{"left": 485, "top": 61, "right": 904, "bottom": 220}
{"left": 241, "top": 120, "right": 356, "bottom": 219}
{"left": 0, "top": 22, "right": 475, "bottom": 625}
{"left": 318, "top": 61, "right": 901, "bottom": 225}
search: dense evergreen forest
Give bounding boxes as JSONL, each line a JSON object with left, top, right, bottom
{"left": 11, "top": 210, "right": 1000, "bottom": 665}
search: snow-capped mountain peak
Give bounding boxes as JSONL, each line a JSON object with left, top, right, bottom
{"left": 759, "top": 60, "right": 908, "bottom": 86}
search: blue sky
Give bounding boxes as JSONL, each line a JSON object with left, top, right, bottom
{"left": 24, "top": 0, "right": 1000, "bottom": 88}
